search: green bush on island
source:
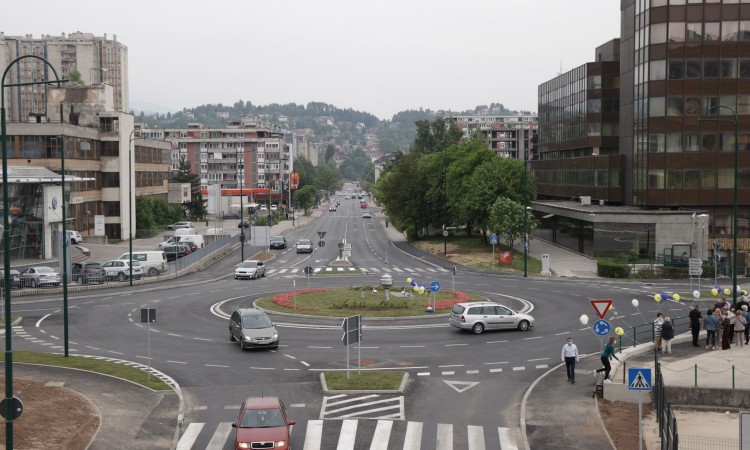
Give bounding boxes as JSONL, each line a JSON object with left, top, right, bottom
{"left": 332, "top": 299, "right": 409, "bottom": 310}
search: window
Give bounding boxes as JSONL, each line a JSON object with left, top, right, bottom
{"left": 666, "top": 169, "right": 683, "bottom": 189}
{"left": 666, "top": 134, "right": 682, "bottom": 153}
{"left": 668, "top": 60, "right": 684, "bottom": 80}
{"left": 684, "top": 170, "right": 700, "bottom": 188}
{"left": 651, "top": 23, "right": 667, "bottom": 44}
{"left": 704, "top": 22, "right": 720, "bottom": 41}
{"left": 649, "top": 134, "right": 665, "bottom": 153}
{"left": 741, "top": 60, "right": 750, "bottom": 78}
{"left": 669, "top": 22, "right": 685, "bottom": 43}
{"left": 648, "top": 169, "right": 665, "bottom": 189}
{"left": 741, "top": 21, "right": 750, "bottom": 41}
{"left": 686, "top": 60, "right": 702, "bottom": 79}
{"left": 102, "top": 172, "right": 120, "bottom": 187}
{"left": 723, "top": 21, "right": 739, "bottom": 41}
{"left": 667, "top": 97, "right": 683, "bottom": 116}
{"left": 685, "top": 134, "right": 700, "bottom": 152}
{"left": 650, "top": 60, "right": 666, "bottom": 80}
{"left": 704, "top": 60, "right": 719, "bottom": 78}
{"left": 687, "top": 23, "right": 702, "bottom": 41}
{"left": 103, "top": 201, "right": 120, "bottom": 216}
{"left": 649, "top": 97, "right": 665, "bottom": 117}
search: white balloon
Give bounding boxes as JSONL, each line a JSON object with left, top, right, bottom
{"left": 693, "top": 290, "right": 700, "bottom": 299}
{"left": 579, "top": 314, "right": 589, "bottom": 325}
{"left": 631, "top": 299, "right": 639, "bottom": 308}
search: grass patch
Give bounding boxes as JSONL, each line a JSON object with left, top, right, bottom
{"left": 415, "top": 235, "right": 543, "bottom": 274}
{"left": 324, "top": 371, "right": 404, "bottom": 390}
{"left": 0, "top": 351, "right": 171, "bottom": 391}
{"left": 257, "top": 287, "right": 480, "bottom": 317}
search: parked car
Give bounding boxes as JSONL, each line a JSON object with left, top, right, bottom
{"left": 102, "top": 260, "right": 144, "bottom": 282}
{"left": 362, "top": 212, "right": 372, "bottom": 219}
{"left": 165, "top": 221, "right": 194, "bottom": 230}
{"left": 223, "top": 212, "right": 241, "bottom": 219}
{"left": 118, "top": 251, "right": 167, "bottom": 277}
{"left": 229, "top": 308, "right": 280, "bottom": 350}
{"left": 269, "top": 236, "right": 287, "bottom": 249}
{"left": 162, "top": 245, "right": 191, "bottom": 262}
{"left": 238, "top": 221, "right": 250, "bottom": 229}
{"left": 232, "top": 396, "right": 294, "bottom": 449}
{"left": 234, "top": 260, "right": 266, "bottom": 279}
{"left": 20, "top": 267, "right": 61, "bottom": 288}
{"left": 270, "top": 204, "right": 278, "bottom": 212}
{"left": 259, "top": 205, "right": 268, "bottom": 213}
{"left": 449, "top": 301, "right": 535, "bottom": 334}
{"left": 67, "top": 230, "right": 83, "bottom": 244}
{"left": 0, "top": 269, "right": 23, "bottom": 289}
{"left": 71, "top": 262, "right": 106, "bottom": 284}
{"left": 295, "top": 239, "right": 313, "bottom": 254}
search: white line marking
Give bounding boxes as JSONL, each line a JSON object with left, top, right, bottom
{"left": 249, "top": 366, "right": 274, "bottom": 370}
{"left": 369, "top": 420, "right": 393, "bottom": 450}
{"left": 289, "top": 403, "right": 305, "bottom": 408}
{"left": 484, "top": 361, "right": 508, "bottom": 365}
{"left": 442, "top": 371, "right": 455, "bottom": 376}
{"left": 404, "top": 421, "right": 423, "bottom": 450}
{"left": 304, "top": 419, "right": 323, "bottom": 450}
{"left": 205, "top": 422, "right": 233, "bottom": 450}
{"left": 485, "top": 340, "right": 508, "bottom": 344}
{"left": 167, "top": 360, "right": 187, "bottom": 364}
{"left": 417, "top": 372, "right": 430, "bottom": 376}
{"left": 438, "top": 364, "right": 464, "bottom": 368}
{"left": 285, "top": 354, "right": 297, "bottom": 360}
{"left": 528, "top": 358, "right": 549, "bottom": 362}
{"left": 444, "top": 343, "right": 468, "bottom": 347}
{"left": 466, "top": 370, "right": 479, "bottom": 374}
{"left": 437, "top": 423, "right": 453, "bottom": 450}
{"left": 499, "top": 427, "right": 519, "bottom": 450}
{"left": 336, "top": 419, "right": 358, "bottom": 450}
{"left": 513, "top": 366, "right": 525, "bottom": 371}
{"left": 535, "top": 364, "right": 549, "bottom": 369}
{"left": 490, "top": 368, "right": 503, "bottom": 373}
{"left": 175, "top": 422, "right": 204, "bottom": 450}
{"left": 468, "top": 424, "right": 485, "bottom": 449}
{"left": 301, "top": 361, "right": 310, "bottom": 367}
{"left": 400, "top": 345, "right": 425, "bottom": 348}
{"left": 205, "top": 364, "right": 229, "bottom": 368}
{"left": 309, "top": 346, "right": 332, "bottom": 349}
{"left": 523, "top": 336, "right": 542, "bottom": 340}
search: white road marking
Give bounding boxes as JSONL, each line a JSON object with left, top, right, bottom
{"left": 437, "top": 423, "right": 453, "bottom": 450}
{"left": 523, "top": 336, "right": 542, "bottom": 340}
{"left": 175, "top": 422, "right": 204, "bottom": 450}
{"left": 438, "top": 364, "right": 463, "bottom": 368}
{"left": 468, "top": 425, "right": 485, "bottom": 449}
{"left": 513, "top": 366, "right": 525, "bottom": 371}
{"left": 466, "top": 370, "right": 479, "bottom": 374}
{"left": 535, "top": 364, "right": 549, "bottom": 369}
{"left": 400, "top": 345, "right": 425, "bottom": 348}
{"left": 167, "top": 360, "right": 187, "bottom": 364}
{"left": 485, "top": 340, "right": 508, "bottom": 344}
{"left": 205, "top": 422, "right": 233, "bottom": 450}
{"left": 490, "top": 368, "right": 503, "bottom": 373}
{"left": 444, "top": 343, "right": 468, "bottom": 347}
{"left": 417, "top": 372, "right": 430, "bottom": 376}
{"left": 404, "top": 421, "right": 423, "bottom": 449}
{"left": 205, "top": 364, "right": 229, "bottom": 368}
{"left": 528, "top": 358, "right": 549, "bottom": 362}
{"left": 369, "top": 420, "right": 393, "bottom": 450}
{"left": 303, "top": 419, "right": 323, "bottom": 450}
{"left": 336, "top": 419, "right": 358, "bottom": 450}
{"left": 499, "top": 427, "right": 519, "bottom": 450}
{"left": 249, "top": 366, "right": 274, "bottom": 370}
{"left": 484, "top": 361, "right": 508, "bottom": 365}
{"left": 442, "top": 371, "right": 455, "bottom": 376}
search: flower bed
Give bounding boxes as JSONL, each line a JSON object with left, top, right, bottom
{"left": 271, "top": 288, "right": 328, "bottom": 310}
{"left": 424, "top": 290, "right": 471, "bottom": 310}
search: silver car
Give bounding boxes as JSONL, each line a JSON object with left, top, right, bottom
{"left": 295, "top": 239, "right": 313, "bottom": 254}
{"left": 449, "top": 301, "right": 534, "bottom": 334}
{"left": 234, "top": 260, "right": 266, "bottom": 279}
{"left": 229, "top": 308, "right": 279, "bottom": 350}
{"left": 20, "top": 266, "right": 61, "bottom": 288}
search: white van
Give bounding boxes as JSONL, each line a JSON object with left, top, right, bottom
{"left": 118, "top": 251, "right": 167, "bottom": 276}
{"left": 205, "top": 228, "right": 228, "bottom": 236}
{"left": 178, "top": 235, "right": 205, "bottom": 249}
{"left": 174, "top": 228, "right": 197, "bottom": 236}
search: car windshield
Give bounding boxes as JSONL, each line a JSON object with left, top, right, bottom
{"left": 240, "top": 261, "right": 258, "bottom": 268}
{"left": 298, "top": 240, "right": 311, "bottom": 245}
{"left": 242, "top": 315, "right": 273, "bottom": 329}
{"left": 271, "top": 237, "right": 284, "bottom": 242}
{"left": 36, "top": 267, "right": 54, "bottom": 273}
{"left": 240, "top": 408, "right": 285, "bottom": 428}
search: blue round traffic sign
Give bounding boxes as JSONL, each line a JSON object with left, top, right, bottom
{"left": 593, "top": 319, "right": 611, "bottom": 336}
{"left": 429, "top": 281, "right": 440, "bottom": 293}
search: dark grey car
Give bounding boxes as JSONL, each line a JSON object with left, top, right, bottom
{"left": 229, "top": 308, "right": 279, "bottom": 350}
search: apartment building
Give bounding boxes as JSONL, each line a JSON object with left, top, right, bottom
{"left": 450, "top": 114, "right": 539, "bottom": 160}
{"left": 0, "top": 32, "right": 129, "bottom": 121}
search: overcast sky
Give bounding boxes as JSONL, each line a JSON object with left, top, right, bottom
{"left": 6, "top": 0, "right": 620, "bottom": 120}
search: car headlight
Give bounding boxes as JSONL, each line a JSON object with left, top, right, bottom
{"left": 273, "top": 333, "right": 279, "bottom": 340}
{"left": 237, "top": 443, "right": 251, "bottom": 449}
{"left": 274, "top": 441, "right": 287, "bottom": 447}
{"left": 243, "top": 334, "right": 253, "bottom": 341}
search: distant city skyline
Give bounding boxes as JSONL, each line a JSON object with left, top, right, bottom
{"left": 4, "top": 0, "right": 620, "bottom": 120}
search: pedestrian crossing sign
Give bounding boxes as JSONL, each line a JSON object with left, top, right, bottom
{"left": 628, "top": 368, "right": 652, "bottom": 391}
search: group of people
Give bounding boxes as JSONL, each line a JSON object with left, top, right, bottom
{"left": 561, "top": 336, "right": 620, "bottom": 384}
{"left": 653, "top": 298, "right": 749, "bottom": 351}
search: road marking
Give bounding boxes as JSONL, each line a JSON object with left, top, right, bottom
{"left": 193, "top": 338, "right": 212, "bottom": 342}
{"left": 167, "top": 360, "right": 187, "bottom": 364}
{"left": 309, "top": 346, "right": 332, "bottom": 349}
{"left": 523, "top": 336, "right": 542, "bottom": 340}
{"left": 443, "top": 380, "right": 479, "bottom": 393}
{"left": 205, "top": 422, "right": 233, "bottom": 450}
{"left": 337, "top": 419, "right": 358, "bottom": 450}
{"left": 437, "top": 423, "right": 453, "bottom": 450}
{"left": 513, "top": 366, "right": 525, "bottom": 371}
{"left": 175, "top": 422, "right": 204, "bottom": 450}
{"left": 555, "top": 331, "right": 571, "bottom": 336}
{"left": 285, "top": 354, "right": 297, "bottom": 360}
{"left": 224, "top": 405, "right": 240, "bottom": 410}
{"left": 442, "top": 371, "right": 455, "bottom": 376}
{"left": 535, "top": 364, "right": 549, "bottom": 369}
{"left": 417, "top": 372, "right": 430, "bottom": 376}
{"left": 301, "top": 361, "right": 310, "bottom": 367}
{"left": 284, "top": 368, "right": 300, "bottom": 371}
{"left": 438, "top": 364, "right": 463, "bottom": 368}
{"left": 249, "top": 366, "right": 274, "bottom": 370}
{"left": 466, "top": 370, "right": 479, "bottom": 374}
{"left": 444, "top": 343, "right": 468, "bottom": 347}
{"left": 370, "top": 420, "right": 393, "bottom": 450}
{"left": 468, "top": 425, "right": 485, "bottom": 449}
{"left": 168, "top": 333, "right": 182, "bottom": 337}
{"left": 107, "top": 350, "right": 124, "bottom": 355}
{"left": 490, "top": 368, "right": 503, "bottom": 373}
{"left": 484, "top": 361, "right": 508, "bottom": 365}
{"left": 289, "top": 403, "right": 305, "bottom": 408}
{"left": 193, "top": 406, "right": 207, "bottom": 411}
{"left": 85, "top": 346, "right": 100, "bottom": 350}
{"left": 485, "top": 340, "right": 508, "bottom": 344}
{"left": 404, "top": 421, "right": 423, "bottom": 449}
{"left": 303, "top": 419, "right": 323, "bottom": 450}
{"left": 400, "top": 345, "right": 425, "bottom": 348}
{"left": 499, "top": 427, "right": 519, "bottom": 450}
{"left": 528, "top": 358, "right": 549, "bottom": 362}
{"left": 205, "top": 364, "right": 229, "bottom": 368}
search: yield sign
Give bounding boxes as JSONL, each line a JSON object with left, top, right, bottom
{"left": 443, "top": 380, "right": 479, "bottom": 393}
{"left": 590, "top": 299, "right": 613, "bottom": 320}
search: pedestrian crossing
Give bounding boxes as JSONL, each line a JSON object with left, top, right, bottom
{"left": 266, "top": 266, "right": 449, "bottom": 276}
{"left": 176, "top": 418, "right": 520, "bottom": 450}
{"left": 320, "top": 394, "right": 404, "bottom": 420}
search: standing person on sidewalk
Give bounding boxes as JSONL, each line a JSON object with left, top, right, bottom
{"left": 721, "top": 309, "right": 733, "bottom": 350}
{"left": 732, "top": 310, "right": 746, "bottom": 348}
{"left": 688, "top": 304, "right": 703, "bottom": 347}
{"left": 596, "top": 336, "right": 620, "bottom": 383}
{"left": 742, "top": 305, "right": 750, "bottom": 345}
{"left": 561, "top": 337, "right": 580, "bottom": 384}
{"left": 661, "top": 317, "right": 675, "bottom": 354}
{"left": 653, "top": 313, "right": 664, "bottom": 351}
{"left": 704, "top": 308, "right": 719, "bottom": 350}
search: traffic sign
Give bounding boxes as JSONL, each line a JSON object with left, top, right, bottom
{"left": 140, "top": 308, "right": 156, "bottom": 324}
{"left": 338, "top": 242, "right": 344, "bottom": 249}
{"left": 304, "top": 266, "right": 314, "bottom": 275}
{"left": 318, "top": 240, "right": 326, "bottom": 248}
{"left": 442, "top": 230, "right": 449, "bottom": 237}
{"left": 590, "top": 299, "right": 613, "bottom": 319}
{"left": 342, "top": 315, "right": 362, "bottom": 346}
{"left": 0, "top": 397, "right": 23, "bottom": 421}
{"left": 451, "top": 266, "right": 456, "bottom": 276}
{"left": 593, "top": 319, "right": 611, "bottom": 336}
{"left": 689, "top": 258, "right": 702, "bottom": 267}
{"left": 689, "top": 266, "right": 703, "bottom": 276}
{"left": 490, "top": 234, "right": 499, "bottom": 245}
{"left": 318, "top": 231, "right": 327, "bottom": 239}
{"left": 429, "top": 281, "right": 440, "bottom": 293}
{"left": 628, "top": 368, "right": 652, "bottom": 391}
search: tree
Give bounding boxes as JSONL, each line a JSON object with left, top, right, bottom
{"left": 325, "top": 144, "right": 335, "bottom": 163}
{"left": 293, "top": 185, "right": 316, "bottom": 213}
{"left": 488, "top": 197, "right": 538, "bottom": 247}
{"left": 412, "top": 117, "right": 463, "bottom": 155}
{"left": 172, "top": 156, "right": 205, "bottom": 220}
{"left": 67, "top": 68, "right": 82, "bottom": 84}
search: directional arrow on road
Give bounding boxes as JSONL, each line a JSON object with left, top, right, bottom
{"left": 443, "top": 380, "right": 479, "bottom": 393}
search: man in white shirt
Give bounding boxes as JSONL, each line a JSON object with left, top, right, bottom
{"left": 561, "top": 336, "right": 580, "bottom": 384}
{"left": 654, "top": 313, "right": 664, "bottom": 351}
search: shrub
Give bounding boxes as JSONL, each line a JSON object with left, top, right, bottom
{"left": 597, "top": 260, "right": 631, "bottom": 278}
{"left": 271, "top": 288, "right": 327, "bottom": 310}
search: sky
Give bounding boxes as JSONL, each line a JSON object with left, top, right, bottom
{"left": 5, "top": 0, "right": 621, "bottom": 121}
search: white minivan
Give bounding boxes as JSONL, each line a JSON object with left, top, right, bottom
{"left": 174, "top": 228, "right": 197, "bottom": 236}
{"left": 118, "top": 251, "right": 167, "bottom": 277}
{"left": 177, "top": 235, "right": 205, "bottom": 249}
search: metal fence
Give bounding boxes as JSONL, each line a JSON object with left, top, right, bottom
{"left": 677, "top": 434, "right": 739, "bottom": 450}
{"left": 655, "top": 362, "right": 679, "bottom": 450}
{"left": 616, "top": 314, "right": 690, "bottom": 350}
{"left": 165, "top": 233, "right": 233, "bottom": 276}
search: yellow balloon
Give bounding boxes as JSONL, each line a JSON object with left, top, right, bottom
{"left": 711, "top": 288, "right": 719, "bottom": 296}
{"left": 413, "top": 286, "right": 419, "bottom": 292}
{"left": 724, "top": 288, "right": 731, "bottom": 296}
{"left": 615, "top": 327, "right": 624, "bottom": 336}
{"left": 672, "top": 294, "right": 680, "bottom": 301}
{"left": 407, "top": 277, "right": 412, "bottom": 284}
{"left": 653, "top": 294, "right": 660, "bottom": 301}
{"left": 743, "top": 290, "right": 748, "bottom": 296}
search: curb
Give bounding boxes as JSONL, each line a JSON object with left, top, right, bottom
{"left": 319, "top": 372, "right": 410, "bottom": 395}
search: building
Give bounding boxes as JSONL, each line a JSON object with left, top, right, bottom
{"left": 0, "top": 32, "right": 129, "bottom": 121}
{"left": 532, "top": 0, "right": 750, "bottom": 271}
{"left": 450, "top": 114, "right": 539, "bottom": 160}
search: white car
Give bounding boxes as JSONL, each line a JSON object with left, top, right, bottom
{"left": 102, "top": 260, "right": 144, "bottom": 282}
{"left": 362, "top": 212, "right": 372, "bottom": 219}
{"left": 260, "top": 205, "right": 268, "bottom": 213}
{"left": 67, "top": 230, "right": 83, "bottom": 244}
{"left": 234, "top": 260, "right": 266, "bottom": 279}
{"left": 270, "top": 204, "right": 278, "bottom": 212}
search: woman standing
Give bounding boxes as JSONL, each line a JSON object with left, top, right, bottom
{"left": 661, "top": 317, "right": 675, "bottom": 354}
{"left": 595, "top": 336, "right": 620, "bottom": 383}
{"left": 721, "top": 309, "right": 733, "bottom": 350}
{"left": 733, "top": 310, "right": 746, "bottom": 348}
{"left": 704, "top": 308, "right": 719, "bottom": 350}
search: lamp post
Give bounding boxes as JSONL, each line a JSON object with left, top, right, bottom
{"left": 2, "top": 54, "right": 63, "bottom": 449}
{"left": 128, "top": 129, "right": 140, "bottom": 286}
{"left": 700, "top": 105, "right": 739, "bottom": 306}
{"left": 238, "top": 146, "right": 245, "bottom": 261}
{"left": 523, "top": 147, "right": 529, "bottom": 278}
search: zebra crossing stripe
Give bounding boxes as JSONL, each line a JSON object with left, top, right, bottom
{"left": 498, "top": 427, "right": 518, "bottom": 450}
{"left": 175, "top": 422, "right": 204, "bottom": 450}
{"left": 468, "top": 425, "right": 485, "bottom": 449}
{"left": 369, "top": 420, "right": 393, "bottom": 449}
{"left": 278, "top": 269, "right": 288, "bottom": 274}
{"left": 391, "top": 267, "right": 404, "bottom": 272}
{"left": 337, "top": 419, "right": 358, "bottom": 450}
{"left": 303, "top": 419, "right": 323, "bottom": 450}
{"left": 205, "top": 422, "right": 233, "bottom": 450}
{"left": 437, "top": 423, "right": 453, "bottom": 450}
{"left": 404, "top": 421, "right": 423, "bottom": 450}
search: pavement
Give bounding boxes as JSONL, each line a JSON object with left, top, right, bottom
{"left": 5, "top": 201, "right": 747, "bottom": 449}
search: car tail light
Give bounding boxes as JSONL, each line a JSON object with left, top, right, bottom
{"left": 460, "top": 315, "right": 465, "bottom": 323}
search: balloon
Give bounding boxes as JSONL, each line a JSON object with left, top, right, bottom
{"left": 661, "top": 292, "right": 668, "bottom": 301}
{"left": 693, "top": 290, "right": 700, "bottom": 299}
{"left": 419, "top": 286, "right": 425, "bottom": 294}
{"left": 411, "top": 281, "right": 417, "bottom": 287}
{"left": 672, "top": 294, "right": 680, "bottom": 301}
{"left": 413, "top": 285, "right": 419, "bottom": 292}
{"left": 724, "top": 288, "right": 731, "bottom": 296}
{"left": 632, "top": 299, "right": 639, "bottom": 308}
{"left": 742, "top": 290, "right": 748, "bottom": 296}
{"left": 406, "top": 277, "right": 412, "bottom": 284}
{"left": 653, "top": 294, "right": 661, "bottom": 301}
{"left": 615, "top": 327, "right": 624, "bottom": 336}
{"left": 711, "top": 288, "right": 719, "bottom": 296}
{"left": 580, "top": 314, "right": 589, "bottom": 325}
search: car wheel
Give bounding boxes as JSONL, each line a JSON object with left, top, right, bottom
{"left": 240, "top": 340, "right": 246, "bottom": 351}
{"left": 261, "top": 270, "right": 265, "bottom": 278}
{"left": 148, "top": 268, "right": 158, "bottom": 277}
{"left": 117, "top": 272, "right": 126, "bottom": 282}
{"left": 517, "top": 320, "right": 530, "bottom": 331}
{"left": 30, "top": 279, "right": 37, "bottom": 289}
{"left": 71, "top": 239, "right": 77, "bottom": 244}
{"left": 230, "top": 331, "right": 236, "bottom": 342}
{"left": 472, "top": 322, "right": 485, "bottom": 334}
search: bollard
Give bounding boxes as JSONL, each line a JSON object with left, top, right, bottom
{"left": 694, "top": 364, "right": 697, "bottom": 387}
{"left": 733, "top": 365, "right": 735, "bottom": 389}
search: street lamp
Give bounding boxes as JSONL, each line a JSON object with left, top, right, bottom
{"left": 700, "top": 105, "right": 739, "bottom": 306}
{"left": 523, "top": 147, "right": 529, "bottom": 278}
{"left": 2, "top": 54, "right": 64, "bottom": 449}
{"left": 128, "top": 129, "right": 140, "bottom": 286}
{"left": 238, "top": 146, "right": 245, "bottom": 261}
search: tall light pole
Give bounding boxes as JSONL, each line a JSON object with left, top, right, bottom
{"left": 2, "top": 54, "right": 63, "bottom": 449}
{"left": 523, "top": 147, "right": 529, "bottom": 278}
{"left": 700, "top": 105, "right": 739, "bottom": 306}
{"left": 128, "top": 129, "right": 139, "bottom": 285}
{"left": 238, "top": 146, "right": 245, "bottom": 261}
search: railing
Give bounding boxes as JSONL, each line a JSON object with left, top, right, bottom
{"left": 616, "top": 314, "right": 690, "bottom": 350}
{"left": 165, "top": 233, "right": 233, "bottom": 275}
{"left": 654, "top": 362, "right": 679, "bottom": 450}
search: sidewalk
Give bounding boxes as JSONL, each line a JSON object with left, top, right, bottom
{"left": 522, "top": 331, "right": 747, "bottom": 450}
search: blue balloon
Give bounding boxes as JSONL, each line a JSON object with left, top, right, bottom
{"left": 411, "top": 281, "right": 417, "bottom": 287}
{"left": 661, "top": 292, "right": 668, "bottom": 300}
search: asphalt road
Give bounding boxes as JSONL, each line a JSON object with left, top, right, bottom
{"left": 9, "top": 188, "right": 698, "bottom": 449}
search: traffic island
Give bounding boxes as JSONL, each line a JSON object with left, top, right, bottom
{"left": 321, "top": 370, "right": 409, "bottom": 394}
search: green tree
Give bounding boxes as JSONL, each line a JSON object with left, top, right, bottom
{"left": 67, "top": 68, "right": 82, "bottom": 84}
{"left": 172, "top": 156, "right": 205, "bottom": 220}
{"left": 488, "top": 197, "right": 538, "bottom": 247}
{"left": 325, "top": 144, "right": 335, "bottom": 163}
{"left": 412, "top": 117, "right": 463, "bottom": 155}
{"left": 293, "top": 185, "right": 316, "bottom": 213}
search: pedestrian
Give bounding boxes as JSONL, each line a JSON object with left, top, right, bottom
{"left": 729, "top": 306, "right": 736, "bottom": 344}
{"left": 737, "top": 295, "right": 749, "bottom": 313}
{"left": 688, "top": 304, "right": 703, "bottom": 347}
{"left": 385, "top": 217, "right": 389, "bottom": 228}
{"left": 732, "top": 310, "right": 746, "bottom": 348}
{"left": 661, "top": 317, "right": 675, "bottom": 354}
{"left": 596, "top": 336, "right": 620, "bottom": 383}
{"left": 721, "top": 310, "right": 733, "bottom": 350}
{"left": 742, "top": 305, "right": 750, "bottom": 345}
{"left": 704, "top": 308, "right": 719, "bottom": 350}
{"left": 653, "top": 313, "right": 664, "bottom": 352}
{"left": 561, "top": 336, "right": 580, "bottom": 384}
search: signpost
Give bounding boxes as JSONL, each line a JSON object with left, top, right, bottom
{"left": 428, "top": 281, "right": 440, "bottom": 312}
{"left": 451, "top": 266, "right": 456, "bottom": 292}
{"left": 593, "top": 319, "right": 611, "bottom": 336}
{"left": 628, "top": 368, "right": 652, "bottom": 450}
{"left": 0, "top": 397, "right": 22, "bottom": 421}
{"left": 689, "top": 258, "right": 703, "bottom": 290}
{"left": 490, "top": 234, "right": 498, "bottom": 269}
{"left": 140, "top": 308, "right": 156, "bottom": 381}
{"left": 341, "top": 315, "right": 363, "bottom": 379}
{"left": 590, "top": 299, "right": 613, "bottom": 320}
{"left": 304, "top": 265, "right": 314, "bottom": 290}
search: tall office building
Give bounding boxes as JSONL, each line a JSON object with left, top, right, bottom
{"left": 0, "top": 32, "right": 129, "bottom": 121}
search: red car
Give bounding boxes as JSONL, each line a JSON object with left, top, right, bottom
{"left": 232, "top": 396, "right": 295, "bottom": 450}
{"left": 360, "top": 201, "right": 368, "bottom": 208}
